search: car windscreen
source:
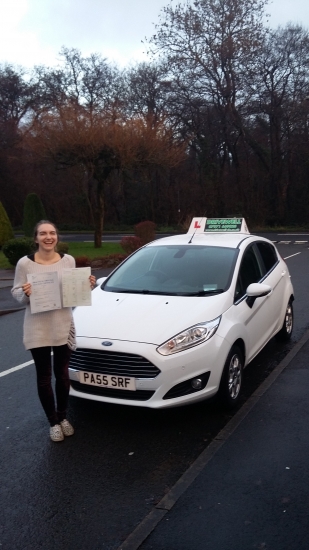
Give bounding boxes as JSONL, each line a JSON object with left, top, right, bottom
{"left": 103, "top": 245, "right": 238, "bottom": 296}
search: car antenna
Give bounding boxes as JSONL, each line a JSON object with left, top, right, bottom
{"left": 188, "top": 214, "right": 206, "bottom": 244}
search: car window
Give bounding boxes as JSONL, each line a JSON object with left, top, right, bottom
{"left": 255, "top": 242, "right": 278, "bottom": 275}
{"left": 234, "top": 245, "right": 263, "bottom": 302}
{"left": 104, "top": 245, "right": 238, "bottom": 296}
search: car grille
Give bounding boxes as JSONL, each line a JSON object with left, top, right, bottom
{"left": 69, "top": 348, "right": 161, "bottom": 379}
{"left": 70, "top": 381, "right": 155, "bottom": 401}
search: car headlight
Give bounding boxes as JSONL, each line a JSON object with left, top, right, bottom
{"left": 157, "top": 316, "right": 221, "bottom": 356}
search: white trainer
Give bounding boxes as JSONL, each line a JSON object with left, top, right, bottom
{"left": 60, "top": 419, "right": 74, "bottom": 437}
{"left": 50, "top": 424, "right": 64, "bottom": 442}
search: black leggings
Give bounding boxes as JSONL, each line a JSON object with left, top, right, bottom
{"left": 30, "top": 345, "right": 72, "bottom": 427}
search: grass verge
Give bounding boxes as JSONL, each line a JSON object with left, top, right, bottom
{"left": 66, "top": 242, "right": 123, "bottom": 259}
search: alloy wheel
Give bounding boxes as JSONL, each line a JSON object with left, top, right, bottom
{"left": 228, "top": 353, "right": 242, "bottom": 400}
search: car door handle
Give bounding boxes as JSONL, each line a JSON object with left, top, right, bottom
{"left": 281, "top": 271, "right": 286, "bottom": 276}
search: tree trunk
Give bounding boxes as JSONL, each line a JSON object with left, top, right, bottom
{"left": 94, "top": 179, "right": 104, "bottom": 248}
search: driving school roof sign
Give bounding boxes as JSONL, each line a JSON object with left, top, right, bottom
{"left": 188, "top": 217, "right": 250, "bottom": 234}
{"left": 188, "top": 217, "right": 207, "bottom": 233}
{"left": 205, "top": 218, "right": 249, "bottom": 233}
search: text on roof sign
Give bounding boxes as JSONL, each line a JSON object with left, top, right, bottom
{"left": 205, "top": 218, "right": 243, "bottom": 232}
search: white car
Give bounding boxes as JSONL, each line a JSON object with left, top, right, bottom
{"left": 69, "top": 218, "right": 294, "bottom": 408}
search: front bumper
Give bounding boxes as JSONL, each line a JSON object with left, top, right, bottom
{"left": 69, "top": 334, "right": 229, "bottom": 408}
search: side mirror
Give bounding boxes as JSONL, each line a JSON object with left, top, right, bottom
{"left": 96, "top": 277, "right": 107, "bottom": 286}
{"left": 246, "top": 283, "right": 272, "bottom": 308}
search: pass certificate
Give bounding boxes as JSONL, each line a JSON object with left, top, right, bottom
{"left": 27, "top": 272, "right": 62, "bottom": 314}
{"left": 62, "top": 267, "right": 91, "bottom": 308}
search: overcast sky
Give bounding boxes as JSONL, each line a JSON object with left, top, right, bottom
{"left": 1, "top": 0, "right": 309, "bottom": 70}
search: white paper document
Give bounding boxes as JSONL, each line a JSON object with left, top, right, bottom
{"left": 62, "top": 267, "right": 92, "bottom": 307}
{"left": 27, "top": 272, "right": 62, "bottom": 314}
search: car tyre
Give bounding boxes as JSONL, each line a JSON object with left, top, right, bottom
{"left": 218, "top": 345, "right": 244, "bottom": 408}
{"left": 276, "top": 300, "right": 293, "bottom": 342}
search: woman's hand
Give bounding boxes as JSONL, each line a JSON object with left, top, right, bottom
{"left": 22, "top": 283, "right": 32, "bottom": 297}
{"left": 89, "top": 275, "right": 96, "bottom": 289}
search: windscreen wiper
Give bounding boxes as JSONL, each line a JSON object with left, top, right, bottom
{"left": 108, "top": 289, "right": 147, "bottom": 294}
{"left": 185, "top": 289, "right": 225, "bottom": 296}
{"left": 108, "top": 289, "right": 174, "bottom": 295}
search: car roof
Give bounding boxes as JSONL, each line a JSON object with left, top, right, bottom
{"left": 147, "top": 233, "right": 260, "bottom": 249}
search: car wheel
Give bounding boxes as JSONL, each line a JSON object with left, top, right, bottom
{"left": 276, "top": 300, "right": 293, "bottom": 342}
{"left": 218, "top": 345, "right": 243, "bottom": 408}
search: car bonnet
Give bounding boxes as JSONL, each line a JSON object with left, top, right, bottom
{"left": 73, "top": 287, "right": 232, "bottom": 345}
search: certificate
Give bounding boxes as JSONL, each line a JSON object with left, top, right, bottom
{"left": 62, "top": 267, "right": 92, "bottom": 307}
{"left": 27, "top": 272, "right": 62, "bottom": 314}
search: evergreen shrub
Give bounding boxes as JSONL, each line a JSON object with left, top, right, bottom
{"left": 134, "top": 221, "right": 156, "bottom": 245}
{"left": 23, "top": 193, "right": 47, "bottom": 237}
{"left": 2, "top": 238, "right": 36, "bottom": 266}
{"left": 0, "top": 202, "right": 14, "bottom": 249}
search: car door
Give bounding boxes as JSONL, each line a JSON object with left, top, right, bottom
{"left": 233, "top": 243, "right": 275, "bottom": 362}
{"left": 255, "top": 241, "right": 284, "bottom": 335}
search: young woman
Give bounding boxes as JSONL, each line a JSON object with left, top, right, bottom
{"left": 12, "top": 220, "right": 96, "bottom": 442}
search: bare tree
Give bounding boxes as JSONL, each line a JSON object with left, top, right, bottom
{"left": 147, "top": 0, "right": 270, "bottom": 214}
{"left": 253, "top": 24, "right": 309, "bottom": 220}
{"left": 34, "top": 48, "right": 124, "bottom": 118}
{"left": 124, "top": 62, "right": 172, "bottom": 127}
{"left": 27, "top": 106, "right": 185, "bottom": 246}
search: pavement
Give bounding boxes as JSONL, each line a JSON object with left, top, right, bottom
{"left": 117, "top": 330, "right": 309, "bottom": 550}
{"left": 0, "top": 268, "right": 22, "bottom": 315}
{"left": 2, "top": 268, "right": 309, "bottom": 549}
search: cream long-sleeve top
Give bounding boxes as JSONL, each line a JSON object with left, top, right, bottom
{"left": 11, "top": 254, "right": 76, "bottom": 350}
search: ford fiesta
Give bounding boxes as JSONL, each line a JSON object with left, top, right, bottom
{"left": 68, "top": 218, "right": 294, "bottom": 408}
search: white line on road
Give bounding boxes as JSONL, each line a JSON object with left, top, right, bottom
{"left": 0, "top": 360, "right": 34, "bottom": 378}
{"left": 284, "top": 252, "right": 302, "bottom": 260}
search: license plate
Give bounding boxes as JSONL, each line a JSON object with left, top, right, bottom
{"left": 79, "top": 371, "right": 136, "bottom": 391}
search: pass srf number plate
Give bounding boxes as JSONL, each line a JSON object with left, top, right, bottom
{"left": 79, "top": 371, "right": 136, "bottom": 391}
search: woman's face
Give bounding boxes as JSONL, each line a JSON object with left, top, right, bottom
{"left": 35, "top": 223, "right": 58, "bottom": 253}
